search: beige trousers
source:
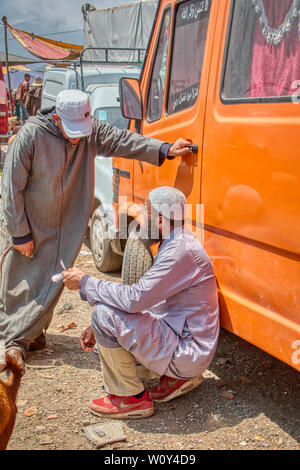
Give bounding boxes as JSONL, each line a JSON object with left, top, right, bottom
{"left": 97, "top": 343, "right": 159, "bottom": 396}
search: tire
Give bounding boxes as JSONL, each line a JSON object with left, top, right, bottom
{"left": 122, "top": 234, "right": 153, "bottom": 285}
{"left": 90, "top": 207, "right": 123, "bottom": 273}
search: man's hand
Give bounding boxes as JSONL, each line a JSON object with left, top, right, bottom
{"left": 168, "top": 138, "right": 192, "bottom": 158}
{"left": 13, "top": 240, "right": 34, "bottom": 258}
{"left": 62, "top": 267, "right": 85, "bottom": 290}
{"left": 80, "top": 325, "right": 96, "bottom": 352}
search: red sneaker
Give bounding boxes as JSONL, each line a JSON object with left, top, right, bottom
{"left": 149, "top": 375, "right": 204, "bottom": 402}
{"left": 89, "top": 390, "right": 154, "bottom": 419}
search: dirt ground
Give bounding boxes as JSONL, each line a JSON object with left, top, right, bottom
{"left": 3, "top": 232, "right": 299, "bottom": 452}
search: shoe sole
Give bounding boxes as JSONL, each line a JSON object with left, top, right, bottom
{"left": 89, "top": 407, "right": 155, "bottom": 419}
{"left": 152, "top": 376, "right": 204, "bottom": 403}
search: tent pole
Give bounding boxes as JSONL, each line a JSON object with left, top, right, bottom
{"left": 2, "top": 16, "right": 13, "bottom": 115}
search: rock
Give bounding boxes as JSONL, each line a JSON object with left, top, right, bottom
{"left": 24, "top": 406, "right": 39, "bottom": 417}
{"left": 217, "top": 357, "right": 230, "bottom": 365}
{"left": 64, "top": 304, "right": 73, "bottom": 310}
{"left": 219, "top": 391, "right": 235, "bottom": 400}
{"left": 57, "top": 303, "right": 73, "bottom": 315}
{"left": 82, "top": 421, "right": 126, "bottom": 449}
{"left": 16, "top": 399, "right": 28, "bottom": 408}
{"left": 213, "top": 414, "right": 221, "bottom": 421}
{"left": 35, "top": 426, "right": 47, "bottom": 432}
{"left": 39, "top": 435, "right": 53, "bottom": 445}
{"left": 216, "top": 379, "right": 227, "bottom": 389}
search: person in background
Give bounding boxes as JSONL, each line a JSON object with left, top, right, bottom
{"left": 25, "top": 77, "right": 43, "bottom": 116}
{"left": 15, "top": 73, "right": 30, "bottom": 122}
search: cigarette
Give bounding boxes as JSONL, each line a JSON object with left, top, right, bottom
{"left": 60, "top": 259, "right": 67, "bottom": 271}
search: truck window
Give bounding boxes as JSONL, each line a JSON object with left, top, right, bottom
{"left": 44, "top": 80, "right": 64, "bottom": 97}
{"left": 146, "top": 8, "right": 172, "bottom": 122}
{"left": 222, "top": 0, "right": 300, "bottom": 102}
{"left": 94, "top": 106, "right": 129, "bottom": 130}
{"left": 167, "top": 0, "right": 211, "bottom": 114}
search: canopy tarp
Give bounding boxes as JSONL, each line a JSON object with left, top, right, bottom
{"left": 0, "top": 51, "right": 36, "bottom": 66}
{"left": 2, "top": 65, "right": 31, "bottom": 73}
{"left": 7, "top": 24, "right": 83, "bottom": 61}
{"left": 83, "top": 0, "right": 158, "bottom": 63}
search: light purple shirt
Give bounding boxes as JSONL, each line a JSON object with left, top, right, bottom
{"left": 80, "top": 228, "right": 220, "bottom": 378}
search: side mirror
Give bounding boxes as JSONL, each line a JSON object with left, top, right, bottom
{"left": 119, "top": 78, "right": 143, "bottom": 121}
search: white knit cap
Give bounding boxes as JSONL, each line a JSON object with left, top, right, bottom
{"left": 56, "top": 90, "right": 92, "bottom": 138}
{"left": 148, "top": 186, "right": 186, "bottom": 221}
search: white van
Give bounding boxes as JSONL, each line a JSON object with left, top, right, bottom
{"left": 87, "top": 81, "right": 138, "bottom": 273}
{"left": 41, "top": 65, "right": 141, "bottom": 108}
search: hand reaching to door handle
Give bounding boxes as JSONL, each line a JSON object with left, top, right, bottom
{"left": 168, "top": 138, "right": 195, "bottom": 158}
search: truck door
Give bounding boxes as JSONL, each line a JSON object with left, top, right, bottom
{"left": 201, "top": 0, "right": 300, "bottom": 369}
{"left": 134, "top": 0, "right": 217, "bottom": 230}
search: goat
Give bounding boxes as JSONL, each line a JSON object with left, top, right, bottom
{"left": 0, "top": 350, "right": 23, "bottom": 450}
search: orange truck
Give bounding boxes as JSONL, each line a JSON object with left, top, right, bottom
{"left": 94, "top": 0, "right": 300, "bottom": 371}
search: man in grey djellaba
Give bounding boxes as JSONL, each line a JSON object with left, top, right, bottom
{"left": 0, "top": 89, "right": 191, "bottom": 370}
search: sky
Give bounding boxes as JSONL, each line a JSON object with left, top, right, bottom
{"left": 0, "top": 0, "right": 132, "bottom": 67}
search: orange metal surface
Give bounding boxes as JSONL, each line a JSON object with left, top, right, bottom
{"left": 113, "top": 0, "right": 300, "bottom": 370}
{"left": 202, "top": 0, "right": 300, "bottom": 370}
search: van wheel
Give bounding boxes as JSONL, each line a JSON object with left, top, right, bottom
{"left": 90, "top": 208, "right": 122, "bottom": 273}
{"left": 122, "top": 234, "right": 153, "bottom": 285}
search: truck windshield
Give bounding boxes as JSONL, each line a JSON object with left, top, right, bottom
{"left": 94, "top": 106, "right": 129, "bottom": 130}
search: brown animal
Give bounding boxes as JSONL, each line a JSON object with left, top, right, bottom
{"left": 0, "top": 350, "right": 23, "bottom": 450}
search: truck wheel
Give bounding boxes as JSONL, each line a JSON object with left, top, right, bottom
{"left": 90, "top": 208, "right": 122, "bottom": 273}
{"left": 122, "top": 234, "right": 153, "bottom": 285}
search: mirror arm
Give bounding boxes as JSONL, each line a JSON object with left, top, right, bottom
{"left": 135, "top": 119, "right": 142, "bottom": 134}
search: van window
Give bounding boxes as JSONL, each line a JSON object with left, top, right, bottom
{"left": 94, "top": 106, "right": 129, "bottom": 130}
{"left": 146, "top": 8, "right": 172, "bottom": 122}
{"left": 44, "top": 80, "right": 64, "bottom": 97}
{"left": 222, "top": 0, "right": 300, "bottom": 102}
{"left": 167, "top": 0, "right": 211, "bottom": 114}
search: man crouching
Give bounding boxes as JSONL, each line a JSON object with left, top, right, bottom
{"left": 62, "top": 187, "right": 220, "bottom": 419}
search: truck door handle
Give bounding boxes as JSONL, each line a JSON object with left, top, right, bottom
{"left": 188, "top": 145, "right": 198, "bottom": 154}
